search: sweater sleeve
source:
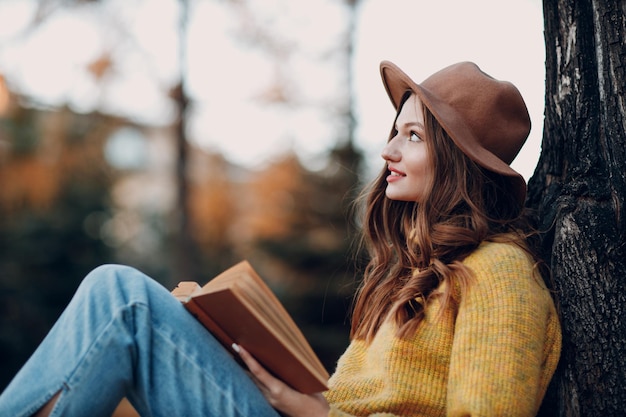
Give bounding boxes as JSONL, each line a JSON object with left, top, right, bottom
{"left": 328, "top": 407, "right": 403, "bottom": 417}
{"left": 446, "top": 244, "right": 555, "bottom": 417}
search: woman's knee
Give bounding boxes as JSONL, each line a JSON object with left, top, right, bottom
{"left": 78, "top": 264, "right": 154, "bottom": 301}
{"left": 73, "top": 264, "right": 176, "bottom": 325}
{"left": 83, "top": 264, "right": 143, "bottom": 286}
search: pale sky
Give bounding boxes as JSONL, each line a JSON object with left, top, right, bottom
{"left": 0, "top": 0, "right": 545, "bottom": 179}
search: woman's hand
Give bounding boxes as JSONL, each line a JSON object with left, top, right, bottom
{"left": 233, "top": 343, "right": 330, "bottom": 417}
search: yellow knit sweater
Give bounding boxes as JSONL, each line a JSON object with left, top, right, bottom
{"left": 324, "top": 241, "right": 561, "bottom": 417}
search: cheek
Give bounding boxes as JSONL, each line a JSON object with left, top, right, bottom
{"left": 415, "top": 154, "right": 434, "bottom": 197}
{"left": 422, "top": 159, "right": 433, "bottom": 180}
{"left": 410, "top": 150, "right": 432, "bottom": 179}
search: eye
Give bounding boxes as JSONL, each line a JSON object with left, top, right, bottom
{"left": 408, "top": 132, "right": 422, "bottom": 142}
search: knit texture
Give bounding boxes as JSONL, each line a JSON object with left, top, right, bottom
{"left": 324, "top": 241, "right": 561, "bottom": 417}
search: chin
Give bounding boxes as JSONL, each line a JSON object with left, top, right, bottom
{"left": 385, "top": 189, "right": 421, "bottom": 203}
{"left": 385, "top": 192, "right": 411, "bottom": 202}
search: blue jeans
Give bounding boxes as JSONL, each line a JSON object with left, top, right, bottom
{"left": 0, "top": 265, "right": 281, "bottom": 417}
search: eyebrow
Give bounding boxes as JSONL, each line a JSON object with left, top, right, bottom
{"left": 394, "top": 121, "right": 425, "bottom": 131}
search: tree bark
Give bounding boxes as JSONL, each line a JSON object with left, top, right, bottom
{"left": 171, "top": 0, "right": 200, "bottom": 285}
{"left": 528, "top": 1, "right": 626, "bottom": 415}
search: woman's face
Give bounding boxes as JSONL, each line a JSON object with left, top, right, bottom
{"left": 381, "top": 93, "right": 433, "bottom": 203}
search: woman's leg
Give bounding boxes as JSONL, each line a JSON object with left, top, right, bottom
{"left": 0, "top": 264, "right": 280, "bottom": 417}
{"left": 33, "top": 392, "right": 60, "bottom": 417}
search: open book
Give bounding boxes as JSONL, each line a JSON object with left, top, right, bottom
{"left": 171, "top": 260, "right": 329, "bottom": 394}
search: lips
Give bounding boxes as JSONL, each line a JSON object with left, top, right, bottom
{"left": 386, "top": 166, "right": 405, "bottom": 182}
{"left": 388, "top": 166, "right": 405, "bottom": 175}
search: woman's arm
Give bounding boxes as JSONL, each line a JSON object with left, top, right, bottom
{"left": 447, "top": 244, "right": 560, "bottom": 417}
{"left": 234, "top": 344, "right": 330, "bottom": 417}
{"left": 235, "top": 345, "right": 405, "bottom": 417}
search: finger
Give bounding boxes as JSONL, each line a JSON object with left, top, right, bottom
{"left": 244, "top": 369, "right": 272, "bottom": 398}
{"left": 232, "top": 343, "right": 280, "bottom": 389}
{"left": 233, "top": 345, "right": 330, "bottom": 417}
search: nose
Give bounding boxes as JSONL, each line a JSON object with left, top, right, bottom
{"left": 381, "top": 135, "right": 401, "bottom": 162}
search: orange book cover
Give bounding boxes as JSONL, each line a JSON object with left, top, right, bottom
{"left": 171, "top": 261, "right": 329, "bottom": 394}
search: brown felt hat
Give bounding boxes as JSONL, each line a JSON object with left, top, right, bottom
{"left": 380, "top": 60, "right": 531, "bottom": 206}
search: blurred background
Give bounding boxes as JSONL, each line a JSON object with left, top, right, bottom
{"left": 0, "top": 0, "right": 544, "bottom": 392}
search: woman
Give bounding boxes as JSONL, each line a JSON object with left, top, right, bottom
{"left": 0, "top": 61, "right": 561, "bottom": 417}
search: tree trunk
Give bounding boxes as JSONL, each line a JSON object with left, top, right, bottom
{"left": 171, "top": 0, "right": 200, "bottom": 285}
{"left": 528, "top": 1, "right": 626, "bottom": 415}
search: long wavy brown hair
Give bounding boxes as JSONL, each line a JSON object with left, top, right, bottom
{"left": 350, "top": 91, "right": 537, "bottom": 341}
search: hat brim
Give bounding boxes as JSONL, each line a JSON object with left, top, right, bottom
{"left": 379, "top": 61, "right": 527, "bottom": 205}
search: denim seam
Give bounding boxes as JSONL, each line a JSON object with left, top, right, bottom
{"left": 63, "top": 301, "right": 146, "bottom": 390}
{"left": 150, "top": 323, "right": 257, "bottom": 417}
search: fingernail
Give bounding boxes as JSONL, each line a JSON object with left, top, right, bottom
{"left": 231, "top": 343, "right": 241, "bottom": 353}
